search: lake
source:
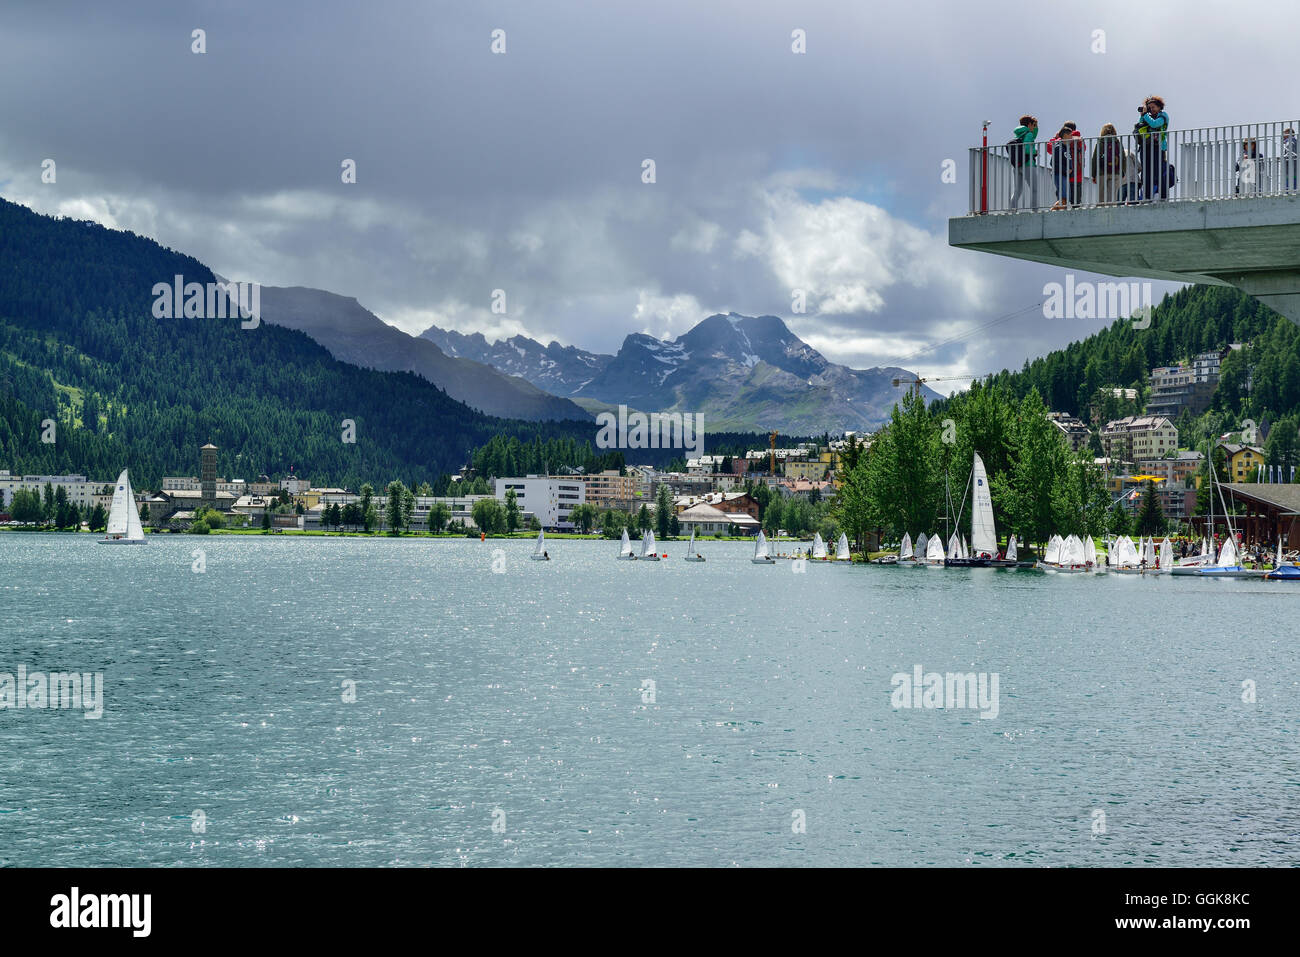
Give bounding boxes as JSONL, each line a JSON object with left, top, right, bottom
{"left": 1, "top": 533, "right": 1296, "bottom": 866}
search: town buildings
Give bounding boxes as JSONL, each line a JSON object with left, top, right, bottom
{"left": 1100, "top": 415, "right": 1179, "bottom": 464}
{"left": 493, "top": 476, "right": 586, "bottom": 529}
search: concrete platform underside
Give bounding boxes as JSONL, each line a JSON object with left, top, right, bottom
{"left": 949, "top": 196, "right": 1300, "bottom": 323}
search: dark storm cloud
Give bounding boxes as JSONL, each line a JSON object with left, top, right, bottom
{"left": 0, "top": 0, "right": 1289, "bottom": 375}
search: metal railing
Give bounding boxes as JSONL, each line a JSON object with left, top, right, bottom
{"left": 969, "top": 120, "right": 1300, "bottom": 214}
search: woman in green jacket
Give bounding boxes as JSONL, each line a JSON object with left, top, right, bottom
{"left": 1010, "top": 115, "right": 1039, "bottom": 210}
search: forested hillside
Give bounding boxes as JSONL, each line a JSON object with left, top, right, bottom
{"left": 967, "top": 285, "right": 1300, "bottom": 465}
{"left": 0, "top": 198, "right": 612, "bottom": 489}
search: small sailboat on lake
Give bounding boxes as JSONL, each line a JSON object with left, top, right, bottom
{"left": 530, "top": 528, "right": 550, "bottom": 560}
{"left": 640, "top": 529, "right": 661, "bottom": 561}
{"left": 99, "top": 469, "right": 147, "bottom": 544}
{"left": 684, "top": 529, "right": 705, "bottom": 562}
{"left": 751, "top": 529, "right": 776, "bottom": 564}
{"left": 618, "top": 527, "right": 637, "bottom": 560}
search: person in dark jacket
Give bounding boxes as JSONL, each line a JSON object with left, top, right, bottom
{"left": 1091, "top": 123, "right": 1126, "bottom": 206}
{"left": 1048, "top": 126, "right": 1074, "bottom": 210}
{"left": 1062, "top": 122, "right": 1086, "bottom": 206}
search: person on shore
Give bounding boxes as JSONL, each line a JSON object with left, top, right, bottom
{"left": 1091, "top": 123, "right": 1126, "bottom": 206}
{"left": 1009, "top": 115, "right": 1039, "bottom": 210}
{"left": 1284, "top": 128, "right": 1298, "bottom": 193}
{"left": 1048, "top": 126, "right": 1074, "bottom": 210}
{"left": 1135, "top": 96, "right": 1170, "bottom": 201}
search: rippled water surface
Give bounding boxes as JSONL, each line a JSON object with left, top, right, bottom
{"left": 1, "top": 533, "right": 1297, "bottom": 866}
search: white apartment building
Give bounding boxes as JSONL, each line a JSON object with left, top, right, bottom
{"left": 495, "top": 476, "right": 585, "bottom": 529}
{"left": 0, "top": 471, "right": 109, "bottom": 509}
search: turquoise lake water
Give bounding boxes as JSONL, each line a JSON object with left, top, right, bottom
{"left": 1, "top": 534, "right": 1297, "bottom": 866}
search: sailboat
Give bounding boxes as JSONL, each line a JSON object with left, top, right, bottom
{"left": 1083, "top": 535, "right": 1099, "bottom": 571}
{"left": 1108, "top": 535, "right": 1141, "bottom": 574}
{"left": 946, "top": 453, "right": 1007, "bottom": 567}
{"left": 811, "top": 532, "right": 828, "bottom": 560}
{"left": 1176, "top": 537, "right": 1212, "bottom": 571}
{"left": 618, "top": 527, "right": 637, "bottom": 560}
{"left": 683, "top": 529, "right": 705, "bottom": 562}
{"left": 1059, "top": 534, "right": 1089, "bottom": 572}
{"left": 1143, "top": 537, "right": 1173, "bottom": 575}
{"left": 1194, "top": 534, "right": 1262, "bottom": 578}
{"left": 1265, "top": 538, "right": 1300, "bottom": 579}
{"left": 895, "top": 532, "right": 915, "bottom": 565}
{"left": 1139, "top": 537, "right": 1161, "bottom": 574}
{"left": 1037, "top": 535, "right": 1062, "bottom": 571}
{"left": 914, "top": 533, "right": 929, "bottom": 566}
{"left": 99, "top": 469, "right": 147, "bottom": 544}
{"left": 530, "top": 528, "right": 550, "bottom": 560}
{"left": 923, "top": 533, "right": 946, "bottom": 567}
{"left": 640, "top": 529, "right": 661, "bottom": 561}
{"left": 835, "top": 532, "right": 850, "bottom": 561}
{"left": 751, "top": 529, "right": 776, "bottom": 564}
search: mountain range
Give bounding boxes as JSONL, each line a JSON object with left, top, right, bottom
{"left": 254, "top": 285, "right": 589, "bottom": 422}
{"left": 422, "top": 313, "right": 938, "bottom": 433}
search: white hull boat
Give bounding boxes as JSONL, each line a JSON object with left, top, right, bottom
{"left": 99, "top": 469, "right": 147, "bottom": 544}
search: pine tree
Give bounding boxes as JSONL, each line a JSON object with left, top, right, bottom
{"left": 1137, "top": 480, "right": 1166, "bottom": 536}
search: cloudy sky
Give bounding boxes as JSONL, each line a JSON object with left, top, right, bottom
{"left": 1, "top": 0, "right": 1291, "bottom": 381}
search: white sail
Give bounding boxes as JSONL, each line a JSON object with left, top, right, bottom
{"left": 1215, "top": 535, "right": 1239, "bottom": 567}
{"left": 533, "top": 529, "right": 546, "bottom": 556}
{"left": 915, "top": 532, "right": 928, "bottom": 557}
{"left": 811, "top": 532, "right": 827, "bottom": 559}
{"left": 1278, "top": 538, "right": 1285, "bottom": 568}
{"left": 1006, "top": 534, "right": 1018, "bottom": 562}
{"left": 105, "top": 469, "right": 145, "bottom": 540}
{"left": 754, "top": 529, "right": 770, "bottom": 560}
{"left": 620, "top": 527, "right": 634, "bottom": 556}
{"left": 1084, "top": 536, "right": 1097, "bottom": 566}
{"left": 1110, "top": 536, "right": 1138, "bottom": 567}
{"left": 926, "top": 534, "right": 946, "bottom": 563}
{"left": 898, "top": 532, "right": 913, "bottom": 561}
{"left": 1160, "top": 538, "right": 1173, "bottom": 569}
{"left": 836, "top": 533, "right": 850, "bottom": 561}
{"left": 947, "top": 532, "right": 961, "bottom": 559}
{"left": 1143, "top": 537, "right": 1157, "bottom": 566}
{"left": 970, "top": 453, "right": 997, "bottom": 557}
{"left": 642, "top": 529, "right": 657, "bottom": 558}
{"left": 1061, "top": 535, "right": 1086, "bottom": 566}
{"left": 686, "top": 529, "right": 696, "bottom": 558}
{"left": 1044, "top": 536, "right": 1062, "bottom": 565}
{"left": 960, "top": 533, "right": 970, "bottom": 559}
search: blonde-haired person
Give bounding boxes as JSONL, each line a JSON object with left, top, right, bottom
{"left": 1091, "top": 124, "right": 1126, "bottom": 206}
